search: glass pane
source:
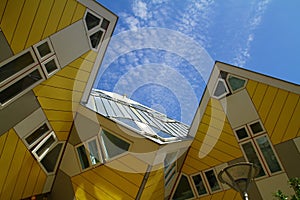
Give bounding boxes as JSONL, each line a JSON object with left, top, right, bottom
{"left": 41, "top": 143, "right": 63, "bottom": 173}
{"left": 250, "top": 122, "right": 263, "bottom": 134}
{"left": 214, "top": 80, "right": 227, "bottom": 97}
{"left": 173, "top": 175, "right": 195, "bottom": 200}
{"left": 77, "top": 145, "right": 90, "bottom": 169}
{"left": 37, "top": 42, "right": 51, "bottom": 58}
{"left": 85, "top": 12, "right": 100, "bottom": 30}
{"left": 90, "top": 30, "right": 103, "bottom": 48}
{"left": 0, "top": 69, "right": 43, "bottom": 104}
{"left": 101, "top": 130, "right": 130, "bottom": 159}
{"left": 256, "top": 136, "right": 281, "bottom": 173}
{"left": 36, "top": 135, "right": 56, "bottom": 157}
{"left": 87, "top": 139, "right": 101, "bottom": 165}
{"left": 101, "top": 18, "right": 110, "bottom": 30}
{"left": 25, "top": 123, "right": 50, "bottom": 145}
{"left": 241, "top": 142, "right": 266, "bottom": 177}
{"left": 227, "top": 75, "right": 246, "bottom": 91}
{"left": 192, "top": 174, "right": 207, "bottom": 196}
{"left": 44, "top": 59, "right": 58, "bottom": 74}
{"left": 204, "top": 170, "right": 220, "bottom": 192}
{"left": 0, "top": 51, "right": 34, "bottom": 83}
{"left": 235, "top": 127, "right": 249, "bottom": 140}
{"left": 115, "top": 118, "right": 141, "bottom": 131}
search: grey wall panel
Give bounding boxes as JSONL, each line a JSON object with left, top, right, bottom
{"left": 0, "top": 30, "right": 13, "bottom": 62}
{"left": 275, "top": 140, "right": 300, "bottom": 178}
{"left": 48, "top": 170, "right": 75, "bottom": 200}
{"left": 0, "top": 90, "right": 40, "bottom": 136}
{"left": 50, "top": 20, "right": 90, "bottom": 68}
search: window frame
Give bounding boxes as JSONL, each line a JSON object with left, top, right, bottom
{"left": 226, "top": 74, "right": 247, "bottom": 93}
{"left": 0, "top": 65, "right": 45, "bottom": 108}
{"left": 40, "top": 55, "right": 61, "bottom": 78}
{"left": 99, "top": 129, "right": 131, "bottom": 161}
{"left": 23, "top": 120, "right": 52, "bottom": 149}
{"left": 234, "top": 125, "right": 251, "bottom": 142}
{"left": 164, "top": 152, "right": 178, "bottom": 187}
{"left": 171, "top": 173, "right": 196, "bottom": 200}
{"left": 0, "top": 48, "right": 39, "bottom": 88}
{"left": 212, "top": 78, "right": 230, "bottom": 99}
{"left": 32, "top": 38, "right": 55, "bottom": 62}
{"left": 75, "top": 136, "right": 103, "bottom": 171}
{"left": 83, "top": 9, "right": 106, "bottom": 51}
{"left": 247, "top": 120, "right": 265, "bottom": 136}
{"left": 32, "top": 131, "right": 58, "bottom": 161}
{"left": 190, "top": 172, "right": 209, "bottom": 197}
{"left": 203, "top": 168, "right": 223, "bottom": 194}
{"left": 39, "top": 141, "right": 65, "bottom": 175}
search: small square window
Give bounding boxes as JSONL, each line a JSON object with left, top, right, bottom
{"left": 85, "top": 12, "right": 101, "bottom": 31}
{"left": 41, "top": 55, "right": 60, "bottom": 77}
{"left": 249, "top": 121, "right": 264, "bottom": 135}
{"left": 101, "top": 18, "right": 110, "bottom": 30}
{"left": 33, "top": 38, "right": 54, "bottom": 61}
{"left": 89, "top": 30, "right": 104, "bottom": 49}
{"left": 235, "top": 126, "right": 249, "bottom": 141}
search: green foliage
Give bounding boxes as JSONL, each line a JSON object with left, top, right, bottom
{"left": 274, "top": 178, "right": 300, "bottom": 200}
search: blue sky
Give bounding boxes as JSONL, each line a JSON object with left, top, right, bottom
{"left": 95, "top": 0, "right": 300, "bottom": 125}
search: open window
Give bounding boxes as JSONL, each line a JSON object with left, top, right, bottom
{"left": 23, "top": 121, "right": 52, "bottom": 149}
{"left": 32, "top": 131, "right": 57, "bottom": 161}
{"left": 76, "top": 136, "right": 102, "bottom": 170}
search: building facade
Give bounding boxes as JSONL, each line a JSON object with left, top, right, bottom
{"left": 0, "top": 1, "right": 299, "bottom": 200}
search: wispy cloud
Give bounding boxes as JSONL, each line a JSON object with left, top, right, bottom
{"left": 233, "top": 0, "right": 272, "bottom": 66}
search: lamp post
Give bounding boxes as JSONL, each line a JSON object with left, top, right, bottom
{"left": 217, "top": 162, "right": 259, "bottom": 200}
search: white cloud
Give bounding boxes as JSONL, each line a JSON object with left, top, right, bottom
{"left": 233, "top": 0, "right": 272, "bottom": 66}
{"left": 132, "top": 0, "right": 148, "bottom": 19}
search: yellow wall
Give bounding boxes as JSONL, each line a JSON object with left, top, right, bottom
{"left": 72, "top": 154, "right": 147, "bottom": 200}
{"left": 192, "top": 189, "right": 242, "bottom": 200}
{"left": 0, "top": 129, "right": 47, "bottom": 199}
{"left": 246, "top": 80, "right": 300, "bottom": 144}
{"left": 0, "top": 0, "right": 86, "bottom": 54}
{"left": 33, "top": 51, "right": 97, "bottom": 141}
{"left": 140, "top": 164, "right": 165, "bottom": 200}
{"left": 182, "top": 98, "right": 242, "bottom": 175}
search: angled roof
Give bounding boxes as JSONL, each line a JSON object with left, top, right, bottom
{"left": 86, "top": 89, "right": 191, "bottom": 144}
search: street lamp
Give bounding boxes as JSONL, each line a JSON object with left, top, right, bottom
{"left": 218, "top": 162, "right": 259, "bottom": 200}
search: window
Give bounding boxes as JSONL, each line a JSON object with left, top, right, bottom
{"left": 192, "top": 174, "right": 208, "bottom": 196}
{"left": 83, "top": 10, "right": 108, "bottom": 51}
{"left": 204, "top": 169, "right": 221, "bottom": 193}
{"left": 100, "top": 130, "right": 130, "bottom": 160}
{"left": 33, "top": 38, "right": 54, "bottom": 61}
{"left": 76, "top": 137, "right": 102, "bottom": 170}
{"left": 40, "top": 55, "right": 60, "bottom": 78}
{"left": 24, "top": 122, "right": 51, "bottom": 149}
{"left": 236, "top": 120, "right": 282, "bottom": 178}
{"left": 164, "top": 152, "right": 177, "bottom": 187}
{"left": 226, "top": 74, "right": 247, "bottom": 93}
{"left": 0, "top": 67, "right": 45, "bottom": 107}
{"left": 172, "top": 174, "right": 195, "bottom": 200}
{"left": 0, "top": 48, "right": 38, "bottom": 87}
{"left": 32, "top": 131, "right": 57, "bottom": 161}
{"left": 212, "top": 78, "right": 229, "bottom": 99}
{"left": 40, "top": 142, "right": 64, "bottom": 174}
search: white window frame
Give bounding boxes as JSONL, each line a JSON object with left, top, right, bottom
{"left": 190, "top": 172, "right": 209, "bottom": 198}
{"left": 75, "top": 136, "right": 103, "bottom": 171}
{"left": 33, "top": 37, "right": 55, "bottom": 62}
{"left": 83, "top": 9, "right": 106, "bottom": 51}
{"left": 247, "top": 120, "right": 265, "bottom": 136}
{"left": 32, "top": 131, "right": 58, "bottom": 161}
{"left": 234, "top": 125, "right": 251, "bottom": 142}
{"left": 0, "top": 48, "right": 39, "bottom": 88}
{"left": 203, "top": 168, "right": 223, "bottom": 194}
{"left": 226, "top": 74, "right": 247, "bottom": 93}
{"left": 253, "top": 135, "right": 283, "bottom": 176}
{"left": 39, "top": 141, "right": 65, "bottom": 175}
{"left": 171, "top": 173, "right": 197, "bottom": 200}
{"left": 23, "top": 120, "right": 52, "bottom": 149}
{"left": 0, "top": 66, "right": 46, "bottom": 108}
{"left": 212, "top": 78, "right": 230, "bottom": 99}
{"left": 164, "top": 152, "right": 178, "bottom": 187}
{"left": 40, "top": 55, "right": 61, "bottom": 78}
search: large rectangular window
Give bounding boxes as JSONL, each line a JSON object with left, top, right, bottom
{"left": 235, "top": 120, "right": 282, "bottom": 178}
